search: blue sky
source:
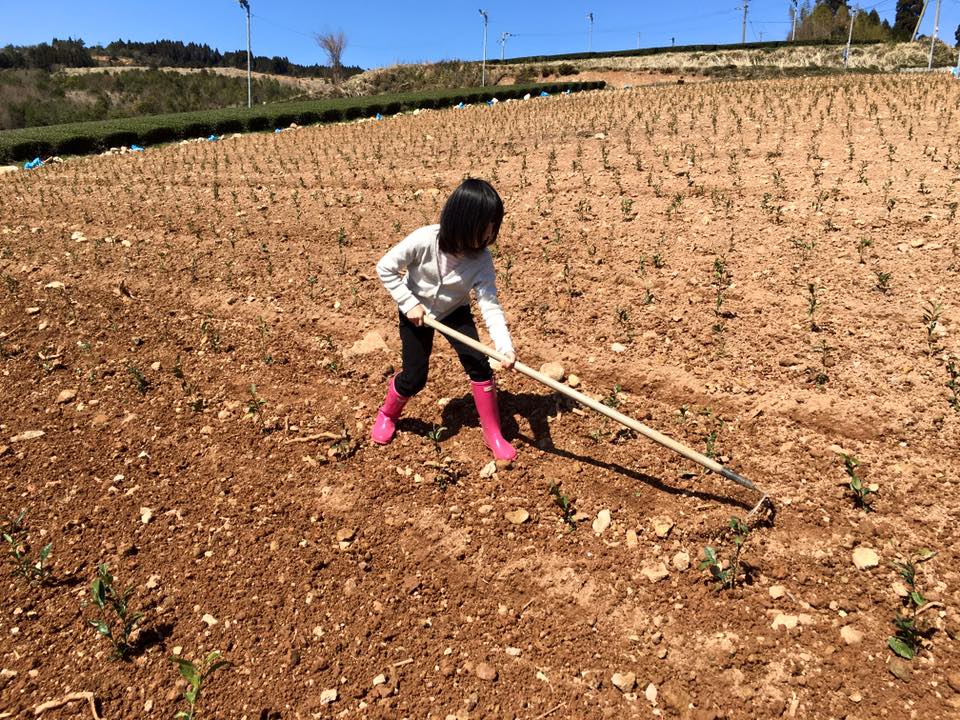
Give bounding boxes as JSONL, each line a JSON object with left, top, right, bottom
{"left": 3, "top": 1, "right": 959, "bottom": 69}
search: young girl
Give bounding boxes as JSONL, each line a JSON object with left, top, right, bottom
{"left": 371, "top": 178, "right": 517, "bottom": 461}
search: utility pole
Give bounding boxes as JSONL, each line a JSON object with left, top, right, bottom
{"left": 791, "top": 0, "right": 798, "bottom": 41}
{"left": 741, "top": 0, "right": 749, "bottom": 45}
{"left": 239, "top": 0, "right": 252, "bottom": 108}
{"left": 637, "top": 31, "right": 641, "bottom": 50}
{"left": 911, "top": 0, "right": 930, "bottom": 42}
{"left": 479, "top": 9, "right": 488, "bottom": 86}
{"left": 928, "top": 0, "right": 941, "bottom": 69}
{"left": 586, "top": 12, "right": 594, "bottom": 52}
{"left": 499, "top": 32, "right": 512, "bottom": 61}
{"left": 844, "top": 9, "right": 855, "bottom": 68}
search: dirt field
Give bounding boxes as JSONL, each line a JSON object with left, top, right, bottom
{"left": 1, "top": 74, "right": 959, "bottom": 719}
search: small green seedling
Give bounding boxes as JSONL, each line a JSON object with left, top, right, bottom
{"left": 945, "top": 359, "right": 960, "bottom": 412}
{"left": 549, "top": 482, "right": 576, "bottom": 528}
{"left": 89, "top": 563, "right": 143, "bottom": 659}
{"left": 426, "top": 424, "right": 446, "bottom": 457}
{"left": 841, "top": 453, "right": 876, "bottom": 511}
{"left": 247, "top": 384, "right": 266, "bottom": 428}
{"left": 170, "top": 651, "right": 231, "bottom": 720}
{"left": 127, "top": 365, "right": 151, "bottom": 395}
{"left": 2, "top": 509, "right": 52, "bottom": 585}
{"left": 922, "top": 299, "right": 942, "bottom": 353}
{"left": 807, "top": 283, "right": 819, "bottom": 330}
{"left": 888, "top": 550, "right": 937, "bottom": 660}
{"left": 602, "top": 384, "right": 622, "bottom": 409}
{"left": 699, "top": 516, "right": 751, "bottom": 590}
{"left": 874, "top": 270, "right": 891, "bottom": 294}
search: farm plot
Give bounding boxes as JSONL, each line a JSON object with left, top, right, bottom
{"left": 1, "top": 75, "right": 959, "bottom": 719}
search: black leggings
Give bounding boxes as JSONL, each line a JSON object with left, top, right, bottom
{"left": 394, "top": 305, "right": 493, "bottom": 397}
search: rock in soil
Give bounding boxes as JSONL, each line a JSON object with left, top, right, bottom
{"left": 592, "top": 509, "right": 611, "bottom": 534}
{"left": 641, "top": 562, "right": 670, "bottom": 583}
{"left": 611, "top": 671, "right": 636, "bottom": 692}
{"left": 840, "top": 625, "right": 864, "bottom": 645}
{"left": 504, "top": 509, "right": 529, "bottom": 525}
{"left": 475, "top": 662, "right": 497, "bottom": 682}
{"left": 852, "top": 547, "right": 879, "bottom": 570}
{"left": 539, "top": 362, "right": 565, "bottom": 381}
{"left": 888, "top": 657, "right": 912, "bottom": 681}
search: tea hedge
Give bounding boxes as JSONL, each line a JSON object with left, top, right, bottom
{"left": 0, "top": 81, "right": 604, "bottom": 164}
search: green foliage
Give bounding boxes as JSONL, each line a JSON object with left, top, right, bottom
{"left": 549, "top": 482, "right": 576, "bottom": 528}
{"left": 0, "top": 81, "right": 604, "bottom": 163}
{"left": 699, "top": 516, "right": 751, "bottom": 590}
{"left": 1, "top": 509, "right": 52, "bottom": 585}
{"left": 921, "top": 299, "right": 943, "bottom": 353}
{"left": 170, "top": 651, "right": 231, "bottom": 720}
{"left": 888, "top": 550, "right": 937, "bottom": 660}
{"left": 842, "top": 453, "right": 876, "bottom": 510}
{"left": 89, "top": 563, "right": 143, "bottom": 659}
{"left": 247, "top": 384, "right": 266, "bottom": 429}
{"left": 602, "top": 384, "right": 622, "bottom": 409}
{"left": 946, "top": 359, "right": 960, "bottom": 412}
{"left": 426, "top": 424, "right": 446, "bottom": 456}
{"left": 127, "top": 365, "right": 151, "bottom": 395}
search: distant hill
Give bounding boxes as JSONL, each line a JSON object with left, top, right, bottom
{"left": 0, "top": 37, "right": 361, "bottom": 79}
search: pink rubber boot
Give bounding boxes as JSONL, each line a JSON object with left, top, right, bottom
{"left": 371, "top": 377, "right": 409, "bottom": 445}
{"left": 470, "top": 378, "right": 517, "bottom": 461}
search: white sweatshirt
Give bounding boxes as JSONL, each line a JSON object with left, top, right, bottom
{"left": 376, "top": 224, "right": 514, "bottom": 354}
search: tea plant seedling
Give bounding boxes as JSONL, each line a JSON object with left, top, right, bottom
{"left": 841, "top": 453, "right": 877, "bottom": 511}
{"left": 602, "top": 384, "right": 622, "bottom": 409}
{"left": 874, "top": 270, "right": 891, "bottom": 294}
{"left": 699, "top": 517, "right": 751, "bottom": 590}
{"left": 170, "top": 651, "right": 231, "bottom": 720}
{"left": 1, "top": 509, "right": 52, "bottom": 585}
{"left": 89, "top": 563, "right": 143, "bottom": 659}
{"left": 247, "top": 384, "right": 266, "bottom": 429}
{"left": 127, "top": 365, "right": 151, "bottom": 395}
{"left": 807, "top": 283, "right": 820, "bottom": 330}
{"left": 946, "top": 359, "right": 960, "bottom": 412}
{"left": 921, "top": 299, "right": 943, "bottom": 354}
{"left": 888, "top": 550, "right": 938, "bottom": 660}
{"left": 426, "top": 424, "right": 446, "bottom": 456}
{"left": 549, "top": 482, "right": 576, "bottom": 529}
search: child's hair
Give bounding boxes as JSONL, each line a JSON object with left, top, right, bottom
{"left": 437, "top": 178, "right": 504, "bottom": 255}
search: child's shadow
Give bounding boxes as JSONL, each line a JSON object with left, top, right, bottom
{"left": 421, "top": 388, "right": 752, "bottom": 512}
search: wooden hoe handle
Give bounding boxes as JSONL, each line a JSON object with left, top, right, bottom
{"left": 423, "top": 314, "right": 759, "bottom": 493}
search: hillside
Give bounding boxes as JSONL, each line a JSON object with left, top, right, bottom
{"left": 2, "top": 40, "right": 957, "bottom": 131}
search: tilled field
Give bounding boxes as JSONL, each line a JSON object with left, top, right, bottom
{"left": 1, "top": 74, "right": 959, "bottom": 720}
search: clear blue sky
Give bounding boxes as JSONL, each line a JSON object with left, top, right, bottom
{"left": 3, "top": 1, "right": 959, "bottom": 69}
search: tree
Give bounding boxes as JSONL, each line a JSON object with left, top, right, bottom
{"left": 955, "top": 23, "right": 960, "bottom": 47}
{"left": 314, "top": 31, "right": 347, "bottom": 83}
{"left": 893, "top": 0, "right": 924, "bottom": 41}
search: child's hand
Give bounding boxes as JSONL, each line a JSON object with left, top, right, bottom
{"left": 502, "top": 351, "right": 516, "bottom": 371}
{"left": 406, "top": 304, "right": 426, "bottom": 326}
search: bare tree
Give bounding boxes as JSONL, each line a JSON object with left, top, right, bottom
{"left": 314, "top": 31, "right": 347, "bottom": 84}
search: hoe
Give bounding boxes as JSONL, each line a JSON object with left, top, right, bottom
{"left": 424, "top": 314, "right": 775, "bottom": 524}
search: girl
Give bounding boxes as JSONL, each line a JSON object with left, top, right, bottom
{"left": 371, "top": 178, "right": 517, "bottom": 461}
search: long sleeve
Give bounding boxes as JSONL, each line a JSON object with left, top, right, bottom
{"left": 376, "top": 233, "right": 423, "bottom": 314}
{"left": 473, "top": 252, "right": 514, "bottom": 355}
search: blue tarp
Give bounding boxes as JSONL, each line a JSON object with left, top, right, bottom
{"left": 539, "top": 91, "right": 550, "bottom": 97}
{"left": 130, "top": 144, "right": 144, "bottom": 152}
{"left": 24, "top": 157, "right": 43, "bottom": 170}
{"left": 207, "top": 134, "right": 220, "bottom": 142}
{"left": 375, "top": 113, "right": 383, "bottom": 120}
{"left": 455, "top": 102, "right": 465, "bottom": 109}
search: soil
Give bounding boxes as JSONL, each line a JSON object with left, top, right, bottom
{"left": 1, "top": 74, "right": 960, "bottom": 719}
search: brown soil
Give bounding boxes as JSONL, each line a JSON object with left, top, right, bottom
{"left": 1, "top": 74, "right": 960, "bottom": 719}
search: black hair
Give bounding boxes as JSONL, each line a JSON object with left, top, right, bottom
{"left": 437, "top": 178, "right": 504, "bottom": 255}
